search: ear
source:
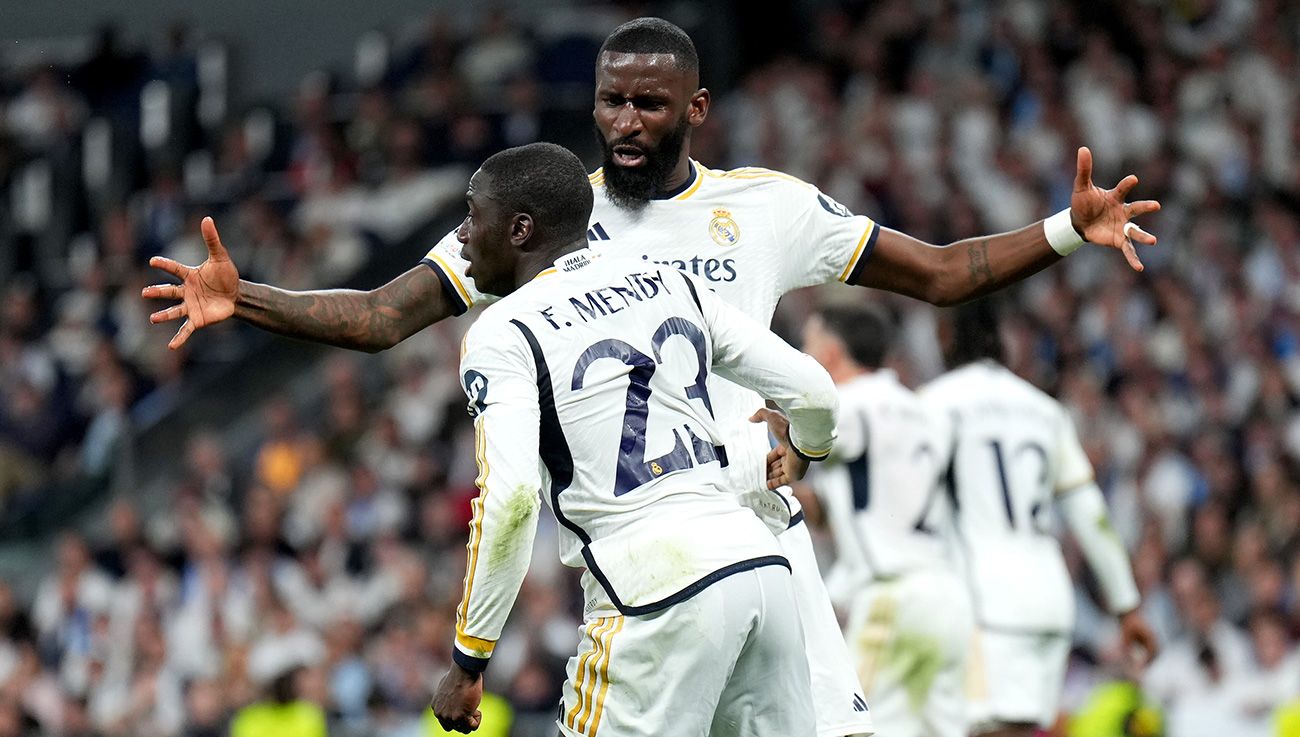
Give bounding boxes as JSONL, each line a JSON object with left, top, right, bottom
{"left": 688, "top": 87, "right": 709, "bottom": 128}
{"left": 510, "top": 213, "right": 535, "bottom": 248}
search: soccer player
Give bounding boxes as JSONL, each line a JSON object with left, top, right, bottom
{"left": 918, "top": 301, "right": 1158, "bottom": 737}
{"left": 142, "top": 18, "right": 1160, "bottom": 737}
{"left": 798, "top": 303, "right": 973, "bottom": 737}
{"left": 427, "top": 142, "right": 834, "bottom": 737}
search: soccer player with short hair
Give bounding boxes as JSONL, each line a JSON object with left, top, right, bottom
{"left": 144, "top": 18, "right": 1160, "bottom": 737}
{"left": 799, "top": 302, "right": 974, "bottom": 737}
{"left": 919, "top": 301, "right": 1158, "bottom": 737}
{"left": 426, "top": 141, "right": 835, "bottom": 737}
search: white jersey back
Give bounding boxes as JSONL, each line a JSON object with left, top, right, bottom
{"left": 815, "top": 371, "right": 954, "bottom": 586}
{"left": 919, "top": 361, "right": 1095, "bottom": 633}
{"left": 428, "top": 160, "right": 879, "bottom": 526}
{"left": 459, "top": 249, "right": 835, "bottom": 618}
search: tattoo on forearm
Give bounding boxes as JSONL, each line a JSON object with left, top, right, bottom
{"left": 286, "top": 293, "right": 401, "bottom": 349}
{"left": 967, "top": 240, "right": 994, "bottom": 287}
{"left": 241, "top": 282, "right": 418, "bottom": 351}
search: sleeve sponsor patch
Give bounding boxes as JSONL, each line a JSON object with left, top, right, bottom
{"left": 462, "top": 369, "right": 489, "bottom": 417}
{"left": 817, "top": 192, "right": 853, "bottom": 218}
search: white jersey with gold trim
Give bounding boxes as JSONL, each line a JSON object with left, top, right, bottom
{"left": 918, "top": 361, "right": 1096, "bottom": 633}
{"left": 451, "top": 247, "right": 839, "bottom": 672}
{"left": 424, "top": 160, "right": 879, "bottom": 527}
{"left": 813, "top": 370, "right": 955, "bottom": 586}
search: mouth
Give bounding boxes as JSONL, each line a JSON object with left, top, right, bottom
{"left": 612, "top": 144, "right": 647, "bottom": 168}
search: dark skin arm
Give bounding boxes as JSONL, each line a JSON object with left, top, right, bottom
{"left": 857, "top": 147, "right": 1160, "bottom": 306}
{"left": 790, "top": 482, "right": 825, "bottom": 528}
{"left": 142, "top": 217, "right": 455, "bottom": 352}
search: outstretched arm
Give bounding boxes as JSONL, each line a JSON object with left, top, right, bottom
{"left": 856, "top": 147, "right": 1160, "bottom": 306}
{"left": 143, "top": 217, "right": 457, "bottom": 352}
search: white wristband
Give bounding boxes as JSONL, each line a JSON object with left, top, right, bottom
{"left": 1044, "top": 208, "right": 1086, "bottom": 256}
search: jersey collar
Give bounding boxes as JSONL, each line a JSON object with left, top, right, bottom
{"left": 533, "top": 247, "right": 597, "bottom": 280}
{"left": 655, "top": 160, "right": 699, "bottom": 200}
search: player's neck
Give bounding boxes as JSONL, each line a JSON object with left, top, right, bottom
{"left": 660, "top": 153, "right": 694, "bottom": 193}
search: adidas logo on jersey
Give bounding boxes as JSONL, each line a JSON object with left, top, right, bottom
{"left": 586, "top": 222, "right": 612, "bottom": 241}
{"left": 851, "top": 694, "right": 869, "bottom": 712}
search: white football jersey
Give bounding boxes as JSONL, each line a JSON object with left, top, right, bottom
{"left": 919, "top": 361, "right": 1095, "bottom": 633}
{"left": 451, "top": 248, "right": 838, "bottom": 670}
{"left": 814, "top": 370, "right": 955, "bottom": 588}
{"left": 425, "top": 160, "right": 879, "bottom": 528}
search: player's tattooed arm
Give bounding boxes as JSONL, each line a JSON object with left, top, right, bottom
{"left": 145, "top": 217, "right": 455, "bottom": 351}
{"left": 856, "top": 223, "right": 1055, "bottom": 306}
{"left": 854, "top": 147, "right": 1160, "bottom": 306}
{"left": 236, "top": 266, "right": 452, "bottom": 352}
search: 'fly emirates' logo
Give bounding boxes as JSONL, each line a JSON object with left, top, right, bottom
{"left": 639, "top": 254, "right": 737, "bottom": 283}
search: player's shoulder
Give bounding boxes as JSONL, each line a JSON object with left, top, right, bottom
{"left": 844, "top": 370, "right": 908, "bottom": 402}
{"left": 989, "top": 364, "right": 1062, "bottom": 412}
{"left": 697, "top": 162, "right": 818, "bottom": 195}
{"left": 918, "top": 363, "right": 984, "bottom": 402}
{"left": 464, "top": 296, "right": 531, "bottom": 354}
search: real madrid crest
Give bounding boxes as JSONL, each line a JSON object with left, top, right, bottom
{"left": 709, "top": 208, "right": 740, "bottom": 247}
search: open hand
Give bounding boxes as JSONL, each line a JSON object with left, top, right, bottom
{"left": 1069, "top": 147, "right": 1161, "bottom": 272}
{"left": 141, "top": 216, "right": 239, "bottom": 349}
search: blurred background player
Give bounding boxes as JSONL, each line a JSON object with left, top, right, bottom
{"left": 143, "top": 19, "right": 1159, "bottom": 737}
{"left": 919, "top": 300, "right": 1158, "bottom": 737}
{"left": 798, "top": 301, "right": 973, "bottom": 737}
{"left": 428, "top": 142, "right": 833, "bottom": 737}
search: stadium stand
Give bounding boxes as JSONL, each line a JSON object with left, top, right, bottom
{"left": 0, "top": 1, "right": 1297, "bottom": 736}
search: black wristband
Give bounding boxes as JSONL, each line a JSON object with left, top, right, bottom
{"left": 453, "top": 649, "right": 490, "bottom": 674}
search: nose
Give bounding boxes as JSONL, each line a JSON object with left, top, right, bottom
{"left": 456, "top": 216, "right": 469, "bottom": 243}
{"left": 611, "top": 102, "right": 642, "bottom": 139}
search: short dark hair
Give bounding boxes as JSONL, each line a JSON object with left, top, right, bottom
{"left": 599, "top": 17, "right": 699, "bottom": 75}
{"left": 817, "top": 302, "right": 893, "bottom": 369}
{"left": 479, "top": 142, "right": 594, "bottom": 247}
{"left": 945, "top": 298, "right": 1005, "bottom": 367}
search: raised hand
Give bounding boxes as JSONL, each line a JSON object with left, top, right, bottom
{"left": 142, "top": 216, "right": 240, "bottom": 349}
{"left": 1070, "top": 147, "right": 1161, "bottom": 272}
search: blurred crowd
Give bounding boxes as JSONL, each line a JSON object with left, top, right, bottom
{"left": 0, "top": 0, "right": 1299, "bottom": 735}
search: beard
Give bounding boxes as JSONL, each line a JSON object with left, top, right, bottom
{"left": 596, "top": 117, "right": 690, "bottom": 212}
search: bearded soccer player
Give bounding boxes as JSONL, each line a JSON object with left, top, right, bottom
{"left": 143, "top": 18, "right": 1160, "bottom": 737}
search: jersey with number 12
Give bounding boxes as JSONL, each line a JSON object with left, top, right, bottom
{"left": 919, "top": 361, "right": 1097, "bottom": 633}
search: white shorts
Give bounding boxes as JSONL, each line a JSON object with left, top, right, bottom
{"left": 966, "top": 628, "right": 1071, "bottom": 730}
{"left": 780, "top": 520, "right": 875, "bottom": 737}
{"left": 557, "top": 564, "right": 814, "bottom": 737}
{"left": 846, "top": 568, "right": 973, "bottom": 737}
